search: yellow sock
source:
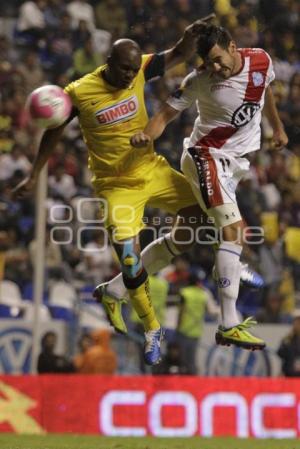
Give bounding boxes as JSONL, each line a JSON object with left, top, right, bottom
{"left": 128, "top": 278, "right": 160, "bottom": 331}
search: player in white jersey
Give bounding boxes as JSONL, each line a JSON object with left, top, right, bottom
{"left": 131, "top": 25, "right": 288, "bottom": 350}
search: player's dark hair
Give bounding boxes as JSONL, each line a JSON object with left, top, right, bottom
{"left": 197, "top": 25, "right": 233, "bottom": 58}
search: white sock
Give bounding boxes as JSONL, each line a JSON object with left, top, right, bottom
{"left": 215, "top": 241, "right": 242, "bottom": 329}
{"left": 106, "top": 233, "right": 180, "bottom": 299}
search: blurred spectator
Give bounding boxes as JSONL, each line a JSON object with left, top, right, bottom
{"left": 162, "top": 255, "right": 192, "bottom": 294}
{"left": 11, "top": 88, "right": 29, "bottom": 130}
{"left": 73, "top": 329, "right": 117, "bottom": 374}
{"left": 237, "top": 176, "right": 265, "bottom": 228}
{"left": 73, "top": 332, "right": 93, "bottom": 368}
{"left": 277, "top": 310, "right": 300, "bottom": 376}
{"left": 176, "top": 277, "right": 219, "bottom": 374}
{"left": 148, "top": 14, "right": 177, "bottom": 49}
{"left": 0, "top": 131, "right": 14, "bottom": 154}
{"left": 37, "top": 331, "right": 75, "bottom": 373}
{"left": 48, "top": 142, "right": 80, "bottom": 179}
{"left": 16, "top": 0, "right": 47, "bottom": 46}
{"left": 44, "top": 0, "right": 66, "bottom": 31}
{"left": 126, "top": 0, "right": 151, "bottom": 29}
{"left": 256, "top": 291, "right": 291, "bottom": 324}
{"left": 73, "top": 37, "right": 103, "bottom": 78}
{"left": 17, "top": 0, "right": 46, "bottom": 30}
{"left": 73, "top": 19, "right": 92, "bottom": 49}
{"left": 95, "top": 0, "right": 128, "bottom": 39}
{"left": 232, "top": 2, "right": 258, "bottom": 48}
{"left": 0, "top": 35, "right": 18, "bottom": 65}
{"left": 28, "top": 225, "right": 72, "bottom": 282}
{"left": 41, "top": 13, "right": 74, "bottom": 77}
{"left": 0, "top": 100, "right": 11, "bottom": 130}
{"left": 0, "top": 231, "right": 8, "bottom": 281}
{"left": 79, "top": 230, "right": 115, "bottom": 285}
{"left": 0, "top": 144, "right": 31, "bottom": 181}
{"left": 4, "top": 228, "right": 31, "bottom": 286}
{"left": 48, "top": 164, "right": 77, "bottom": 200}
{"left": 173, "top": 0, "right": 197, "bottom": 22}
{"left": 154, "top": 341, "right": 186, "bottom": 375}
{"left": 0, "top": 182, "right": 21, "bottom": 230}
{"left": 67, "top": 0, "right": 96, "bottom": 32}
{"left": 258, "top": 239, "right": 284, "bottom": 294}
{"left": 16, "top": 50, "right": 45, "bottom": 94}
{"left": 279, "top": 190, "right": 296, "bottom": 228}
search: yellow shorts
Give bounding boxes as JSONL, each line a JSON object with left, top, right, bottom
{"left": 93, "top": 155, "right": 197, "bottom": 240}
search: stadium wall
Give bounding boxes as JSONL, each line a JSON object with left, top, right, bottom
{"left": 0, "top": 321, "right": 289, "bottom": 375}
{"left": 0, "top": 375, "right": 299, "bottom": 438}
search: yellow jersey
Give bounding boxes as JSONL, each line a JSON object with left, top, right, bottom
{"left": 65, "top": 54, "right": 165, "bottom": 187}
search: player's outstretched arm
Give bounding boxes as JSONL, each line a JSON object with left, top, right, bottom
{"left": 12, "top": 124, "right": 66, "bottom": 198}
{"left": 130, "top": 104, "right": 178, "bottom": 148}
{"left": 163, "top": 13, "right": 215, "bottom": 70}
{"left": 263, "top": 85, "right": 288, "bottom": 150}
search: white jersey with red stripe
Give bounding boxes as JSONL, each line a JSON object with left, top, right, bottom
{"left": 167, "top": 48, "right": 275, "bottom": 157}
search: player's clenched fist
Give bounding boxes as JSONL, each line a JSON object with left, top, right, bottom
{"left": 186, "top": 13, "right": 216, "bottom": 37}
{"left": 272, "top": 128, "right": 288, "bottom": 150}
{"left": 130, "top": 132, "right": 152, "bottom": 148}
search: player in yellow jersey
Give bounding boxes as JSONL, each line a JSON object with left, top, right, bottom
{"left": 14, "top": 16, "right": 214, "bottom": 365}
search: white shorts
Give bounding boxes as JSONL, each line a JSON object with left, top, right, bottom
{"left": 181, "top": 139, "right": 250, "bottom": 228}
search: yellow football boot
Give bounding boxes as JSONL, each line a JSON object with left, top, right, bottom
{"left": 215, "top": 317, "right": 266, "bottom": 350}
{"left": 93, "top": 282, "right": 128, "bottom": 334}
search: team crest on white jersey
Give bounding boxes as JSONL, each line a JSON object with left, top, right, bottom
{"left": 232, "top": 102, "right": 260, "bottom": 128}
{"left": 95, "top": 95, "right": 138, "bottom": 125}
{"left": 252, "top": 72, "right": 264, "bottom": 87}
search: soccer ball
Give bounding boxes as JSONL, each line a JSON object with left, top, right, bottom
{"left": 27, "top": 85, "right": 72, "bottom": 129}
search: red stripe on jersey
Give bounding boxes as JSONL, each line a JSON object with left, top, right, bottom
{"left": 243, "top": 49, "right": 269, "bottom": 102}
{"left": 197, "top": 125, "right": 237, "bottom": 149}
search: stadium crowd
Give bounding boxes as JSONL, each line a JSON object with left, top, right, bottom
{"left": 0, "top": 0, "right": 299, "bottom": 374}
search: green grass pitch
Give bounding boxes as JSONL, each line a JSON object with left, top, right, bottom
{"left": 1, "top": 434, "right": 300, "bottom": 449}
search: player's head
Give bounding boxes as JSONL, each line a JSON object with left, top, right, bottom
{"left": 197, "top": 25, "right": 239, "bottom": 79}
{"left": 106, "top": 39, "right": 142, "bottom": 88}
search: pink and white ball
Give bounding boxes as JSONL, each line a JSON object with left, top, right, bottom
{"left": 27, "top": 85, "right": 72, "bottom": 129}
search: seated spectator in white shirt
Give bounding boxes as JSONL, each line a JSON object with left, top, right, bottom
{"left": 0, "top": 144, "right": 31, "bottom": 181}
{"left": 67, "top": 0, "right": 95, "bottom": 32}
{"left": 48, "top": 164, "right": 76, "bottom": 201}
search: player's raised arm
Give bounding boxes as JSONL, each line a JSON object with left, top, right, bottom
{"left": 163, "top": 13, "right": 215, "bottom": 70}
{"left": 12, "top": 126, "right": 65, "bottom": 198}
{"left": 263, "top": 85, "right": 288, "bottom": 150}
{"left": 130, "top": 103, "right": 178, "bottom": 148}
{"left": 131, "top": 70, "right": 198, "bottom": 148}
{"left": 12, "top": 107, "right": 77, "bottom": 198}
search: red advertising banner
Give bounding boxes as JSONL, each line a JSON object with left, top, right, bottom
{"left": 0, "top": 375, "right": 299, "bottom": 438}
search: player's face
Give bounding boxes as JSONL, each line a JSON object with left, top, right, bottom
{"left": 205, "top": 42, "right": 237, "bottom": 80}
{"left": 109, "top": 52, "right": 142, "bottom": 88}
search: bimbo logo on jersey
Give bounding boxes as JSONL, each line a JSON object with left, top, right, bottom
{"left": 95, "top": 95, "right": 138, "bottom": 125}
